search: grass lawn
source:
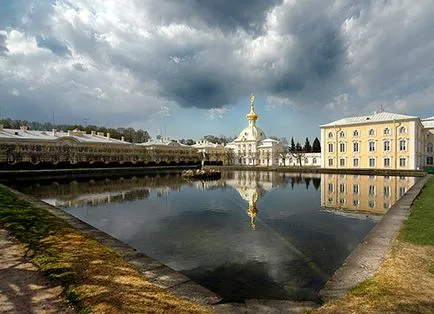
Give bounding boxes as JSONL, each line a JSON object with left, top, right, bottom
{"left": 310, "top": 176, "right": 434, "bottom": 314}
{"left": 0, "top": 187, "right": 208, "bottom": 314}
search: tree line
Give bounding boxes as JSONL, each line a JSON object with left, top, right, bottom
{"left": 0, "top": 118, "right": 151, "bottom": 143}
{"left": 289, "top": 137, "right": 321, "bottom": 153}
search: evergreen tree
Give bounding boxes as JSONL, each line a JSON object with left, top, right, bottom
{"left": 312, "top": 137, "right": 321, "bottom": 153}
{"left": 303, "top": 137, "right": 312, "bottom": 153}
{"left": 295, "top": 142, "right": 302, "bottom": 152}
{"left": 290, "top": 137, "right": 296, "bottom": 152}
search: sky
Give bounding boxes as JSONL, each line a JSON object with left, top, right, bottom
{"left": 0, "top": 0, "right": 433, "bottom": 142}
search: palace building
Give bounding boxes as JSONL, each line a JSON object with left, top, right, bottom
{"left": 320, "top": 112, "right": 434, "bottom": 170}
{"left": 228, "top": 95, "right": 283, "bottom": 166}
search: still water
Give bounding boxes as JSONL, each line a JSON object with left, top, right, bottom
{"left": 10, "top": 171, "right": 417, "bottom": 302}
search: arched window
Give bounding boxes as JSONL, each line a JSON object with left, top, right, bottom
{"left": 383, "top": 127, "right": 390, "bottom": 135}
{"left": 427, "top": 143, "right": 433, "bottom": 153}
{"left": 353, "top": 130, "right": 359, "bottom": 137}
{"left": 313, "top": 158, "right": 317, "bottom": 164}
{"left": 369, "top": 129, "right": 375, "bottom": 136}
{"left": 305, "top": 158, "right": 309, "bottom": 164}
{"left": 339, "top": 131, "right": 345, "bottom": 138}
{"left": 399, "top": 126, "right": 406, "bottom": 134}
{"left": 328, "top": 132, "right": 333, "bottom": 138}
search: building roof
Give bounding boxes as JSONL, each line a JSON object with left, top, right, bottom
{"left": 320, "top": 111, "right": 418, "bottom": 127}
{"left": 234, "top": 125, "right": 266, "bottom": 142}
{"left": 0, "top": 128, "right": 129, "bottom": 144}
{"left": 422, "top": 119, "right": 434, "bottom": 129}
{"left": 423, "top": 116, "right": 434, "bottom": 120}
{"left": 137, "top": 138, "right": 193, "bottom": 148}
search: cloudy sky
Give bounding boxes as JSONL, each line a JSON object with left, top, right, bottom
{"left": 1, "top": 0, "right": 433, "bottom": 141}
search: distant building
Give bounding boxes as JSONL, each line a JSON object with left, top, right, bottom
{"left": 320, "top": 112, "right": 434, "bottom": 170}
{"left": 228, "top": 95, "right": 283, "bottom": 166}
{"left": 0, "top": 125, "right": 200, "bottom": 167}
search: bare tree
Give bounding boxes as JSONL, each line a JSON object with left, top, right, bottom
{"left": 289, "top": 142, "right": 306, "bottom": 167}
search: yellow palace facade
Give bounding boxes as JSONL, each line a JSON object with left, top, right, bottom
{"left": 320, "top": 112, "right": 434, "bottom": 170}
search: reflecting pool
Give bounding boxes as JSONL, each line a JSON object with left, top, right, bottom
{"left": 9, "top": 171, "right": 418, "bottom": 302}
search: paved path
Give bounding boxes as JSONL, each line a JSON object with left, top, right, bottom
{"left": 0, "top": 228, "right": 73, "bottom": 314}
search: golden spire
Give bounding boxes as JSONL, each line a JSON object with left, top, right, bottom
{"left": 246, "top": 94, "right": 258, "bottom": 122}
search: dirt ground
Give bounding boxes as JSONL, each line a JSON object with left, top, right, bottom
{"left": 0, "top": 227, "right": 73, "bottom": 314}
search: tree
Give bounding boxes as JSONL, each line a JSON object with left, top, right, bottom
{"left": 303, "top": 137, "right": 312, "bottom": 153}
{"left": 289, "top": 142, "right": 306, "bottom": 167}
{"left": 312, "top": 137, "right": 321, "bottom": 153}
{"left": 290, "top": 137, "right": 296, "bottom": 152}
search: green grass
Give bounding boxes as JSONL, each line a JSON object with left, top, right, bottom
{"left": 0, "top": 188, "right": 90, "bottom": 313}
{"left": 400, "top": 176, "right": 434, "bottom": 245}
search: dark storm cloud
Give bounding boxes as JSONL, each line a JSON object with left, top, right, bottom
{"left": 36, "top": 35, "right": 71, "bottom": 56}
{"left": 268, "top": 19, "right": 345, "bottom": 98}
{"left": 148, "top": 0, "right": 283, "bottom": 35}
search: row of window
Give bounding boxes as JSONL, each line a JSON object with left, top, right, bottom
{"left": 328, "top": 157, "right": 408, "bottom": 167}
{"left": 328, "top": 183, "right": 408, "bottom": 197}
{"left": 328, "top": 126, "right": 407, "bottom": 139}
{"left": 328, "top": 140, "right": 408, "bottom": 153}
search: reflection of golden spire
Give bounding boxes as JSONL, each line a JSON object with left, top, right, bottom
{"left": 246, "top": 94, "right": 258, "bottom": 122}
{"left": 247, "top": 190, "right": 258, "bottom": 230}
{"left": 248, "top": 203, "right": 257, "bottom": 230}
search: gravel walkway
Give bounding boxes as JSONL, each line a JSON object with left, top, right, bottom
{"left": 0, "top": 228, "right": 73, "bottom": 314}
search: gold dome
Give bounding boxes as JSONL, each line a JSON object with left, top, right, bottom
{"left": 246, "top": 109, "right": 258, "bottom": 121}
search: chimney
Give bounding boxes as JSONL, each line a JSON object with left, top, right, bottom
{"left": 106, "top": 133, "right": 110, "bottom": 140}
{"left": 91, "top": 130, "right": 96, "bottom": 136}
{"left": 121, "top": 136, "right": 125, "bottom": 142}
{"left": 52, "top": 129, "right": 57, "bottom": 136}
{"left": 20, "top": 125, "right": 28, "bottom": 132}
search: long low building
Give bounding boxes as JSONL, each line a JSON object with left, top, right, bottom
{"left": 0, "top": 125, "right": 200, "bottom": 168}
{"left": 320, "top": 112, "right": 434, "bottom": 170}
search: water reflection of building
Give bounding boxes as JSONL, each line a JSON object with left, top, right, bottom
{"left": 321, "top": 174, "right": 416, "bottom": 214}
{"left": 16, "top": 174, "right": 187, "bottom": 208}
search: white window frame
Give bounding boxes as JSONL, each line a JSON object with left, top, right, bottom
{"left": 328, "top": 158, "right": 333, "bottom": 167}
{"left": 353, "top": 141, "right": 359, "bottom": 152}
{"left": 399, "top": 140, "right": 407, "bottom": 151}
{"left": 369, "top": 141, "right": 376, "bottom": 152}
{"left": 368, "top": 128, "right": 376, "bottom": 136}
{"left": 368, "top": 185, "right": 376, "bottom": 196}
{"left": 369, "top": 157, "right": 376, "bottom": 167}
{"left": 427, "top": 156, "right": 434, "bottom": 165}
{"left": 384, "top": 157, "right": 391, "bottom": 168}
{"left": 399, "top": 126, "right": 407, "bottom": 134}
{"left": 353, "top": 158, "right": 359, "bottom": 167}
{"left": 427, "top": 143, "right": 433, "bottom": 153}
{"left": 399, "top": 157, "right": 406, "bottom": 167}
{"left": 353, "top": 130, "right": 359, "bottom": 137}
{"left": 339, "top": 142, "right": 345, "bottom": 153}
{"left": 383, "top": 140, "right": 391, "bottom": 152}
{"left": 328, "top": 132, "right": 333, "bottom": 138}
{"left": 328, "top": 143, "right": 334, "bottom": 153}
{"left": 383, "top": 127, "right": 391, "bottom": 136}
{"left": 339, "top": 158, "right": 345, "bottom": 167}
{"left": 353, "top": 184, "right": 360, "bottom": 195}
